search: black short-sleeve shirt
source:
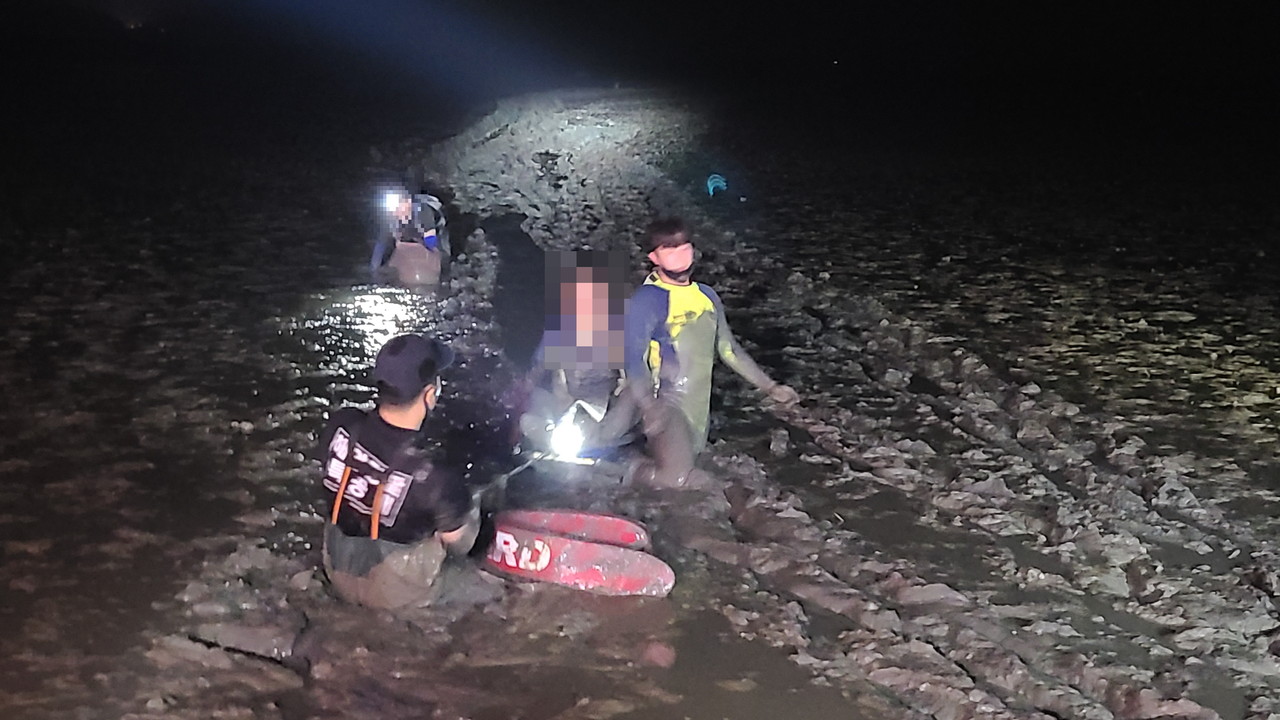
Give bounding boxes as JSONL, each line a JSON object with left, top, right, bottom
{"left": 318, "top": 408, "right": 471, "bottom": 545}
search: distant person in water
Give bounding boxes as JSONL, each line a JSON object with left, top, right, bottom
{"left": 623, "top": 217, "right": 799, "bottom": 486}
{"left": 370, "top": 186, "right": 450, "bottom": 287}
{"left": 318, "top": 334, "right": 478, "bottom": 610}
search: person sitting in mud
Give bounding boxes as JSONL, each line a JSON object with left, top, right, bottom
{"left": 624, "top": 217, "right": 799, "bottom": 486}
{"left": 369, "top": 186, "right": 450, "bottom": 287}
{"left": 318, "top": 333, "right": 479, "bottom": 611}
{"left": 518, "top": 251, "right": 638, "bottom": 459}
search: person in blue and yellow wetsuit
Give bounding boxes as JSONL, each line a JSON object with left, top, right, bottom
{"left": 624, "top": 217, "right": 799, "bottom": 486}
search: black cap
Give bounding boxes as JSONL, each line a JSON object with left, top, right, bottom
{"left": 372, "top": 334, "right": 455, "bottom": 400}
{"left": 643, "top": 217, "right": 691, "bottom": 253}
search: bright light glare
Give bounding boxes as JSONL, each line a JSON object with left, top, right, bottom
{"left": 351, "top": 290, "right": 412, "bottom": 357}
{"left": 383, "top": 192, "right": 402, "bottom": 212}
{"left": 549, "top": 413, "right": 585, "bottom": 459}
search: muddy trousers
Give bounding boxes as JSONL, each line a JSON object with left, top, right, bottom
{"left": 384, "top": 243, "right": 442, "bottom": 287}
{"left": 321, "top": 524, "right": 447, "bottom": 611}
{"left": 638, "top": 398, "right": 699, "bottom": 488}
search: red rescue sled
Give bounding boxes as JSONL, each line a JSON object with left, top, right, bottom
{"left": 485, "top": 510, "right": 675, "bottom": 597}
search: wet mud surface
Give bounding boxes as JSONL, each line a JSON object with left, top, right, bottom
{"left": 5, "top": 89, "right": 1280, "bottom": 719}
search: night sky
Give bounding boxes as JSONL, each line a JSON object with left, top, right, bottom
{"left": 10, "top": 2, "right": 1280, "bottom": 117}
{"left": 3, "top": 1, "right": 1279, "bottom": 226}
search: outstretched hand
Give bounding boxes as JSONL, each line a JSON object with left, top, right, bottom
{"left": 766, "top": 383, "right": 800, "bottom": 406}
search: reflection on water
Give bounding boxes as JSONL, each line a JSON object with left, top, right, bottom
{"left": 349, "top": 287, "right": 421, "bottom": 358}
{"left": 295, "top": 285, "right": 444, "bottom": 379}
{"left": 0, "top": 142, "right": 395, "bottom": 712}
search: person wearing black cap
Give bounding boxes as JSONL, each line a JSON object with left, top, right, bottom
{"left": 317, "top": 333, "right": 477, "bottom": 610}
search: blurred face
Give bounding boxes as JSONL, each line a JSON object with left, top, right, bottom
{"left": 573, "top": 281, "right": 609, "bottom": 336}
{"left": 394, "top": 197, "right": 413, "bottom": 224}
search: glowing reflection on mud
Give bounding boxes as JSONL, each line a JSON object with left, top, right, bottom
{"left": 287, "top": 285, "right": 447, "bottom": 401}
{"left": 348, "top": 287, "right": 417, "bottom": 357}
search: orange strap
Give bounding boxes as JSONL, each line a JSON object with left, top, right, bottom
{"left": 369, "top": 482, "right": 387, "bottom": 540}
{"left": 330, "top": 463, "right": 387, "bottom": 540}
{"left": 327, "top": 420, "right": 392, "bottom": 539}
{"left": 329, "top": 464, "right": 353, "bottom": 525}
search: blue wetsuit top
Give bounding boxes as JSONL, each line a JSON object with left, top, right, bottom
{"left": 623, "top": 272, "right": 775, "bottom": 451}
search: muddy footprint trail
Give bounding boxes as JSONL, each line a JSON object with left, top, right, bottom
{"left": 103, "top": 90, "right": 1280, "bottom": 720}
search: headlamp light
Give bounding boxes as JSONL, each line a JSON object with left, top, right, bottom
{"left": 549, "top": 412, "right": 586, "bottom": 460}
{"left": 383, "top": 192, "right": 403, "bottom": 212}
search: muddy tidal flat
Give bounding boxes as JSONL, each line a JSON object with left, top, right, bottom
{"left": 4, "top": 90, "right": 1280, "bottom": 720}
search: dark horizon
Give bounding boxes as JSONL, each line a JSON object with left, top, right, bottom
{"left": 4, "top": 1, "right": 1280, "bottom": 236}
{"left": 9, "top": 2, "right": 1279, "bottom": 125}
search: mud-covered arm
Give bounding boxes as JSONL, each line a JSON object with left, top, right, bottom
{"left": 622, "top": 286, "right": 671, "bottom": 404}
{"left": 705, "top": 286, "right": 777, "bottom": 392}
{"left": 424, "top": 467, "right": 475, "bottom": 554}
{"left": 440, "top": 505, "right": 479, "bottom": 556}
{"left": 528, "top": 332, "right": 570, "bottom": 398}
{"left": 366, "top": 207, "right": 391, "bottom": 274}
{"left": 527, "top": 334, "right": 549, "bottom": 382}
{"left": 369, "top": 235, "right": 391, "bottom": 274}
{"left": 437, "top": 228, "right": 451, "bottom": 259}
